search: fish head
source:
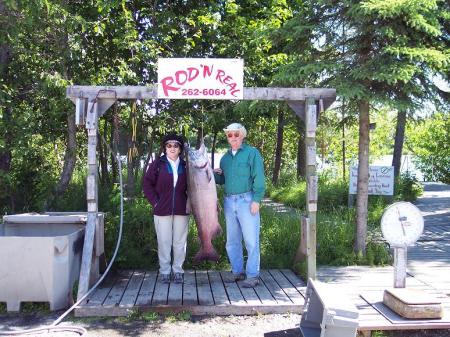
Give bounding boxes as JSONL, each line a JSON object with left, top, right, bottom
{"left": 187, "top": 143, "right": 209, "bottom": 169}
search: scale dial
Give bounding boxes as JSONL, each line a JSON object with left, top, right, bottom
{"left": 381, "top": 201, "right": 424, "bottom": 247}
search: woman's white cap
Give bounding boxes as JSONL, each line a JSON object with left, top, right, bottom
{"left": 223, "top": 123, "right": 247, "bottom": 137}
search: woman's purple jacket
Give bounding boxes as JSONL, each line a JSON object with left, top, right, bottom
{"left": 143, "top": 155, "right": 189, "bottom": 216}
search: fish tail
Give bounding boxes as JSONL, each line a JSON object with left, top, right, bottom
{"left": 193, "top": 245, "right": 220, "bottom": 264}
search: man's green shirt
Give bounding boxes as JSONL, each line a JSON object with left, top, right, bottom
{"left": 214, "top": 143, "right": 265, "bottom": 203}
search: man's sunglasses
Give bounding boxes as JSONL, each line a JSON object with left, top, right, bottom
{"left": 165, "top": 143, "right": 180, "bottom": 149}
{"left": 226, "top": 132, "right": 240, "bottom": 138}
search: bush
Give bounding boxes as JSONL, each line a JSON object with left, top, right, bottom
{"left": 395, "top": 171, "right": 423, "bottom": 201}
{"left": 269, "top": 174, "right": 348, "bottom": 212}
{"left": 52, "top": 168, "right": 392, "bottom": 271}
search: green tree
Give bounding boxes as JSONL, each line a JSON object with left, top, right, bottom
{"left": 407, "top": 112, "right": 450, "bottom": 183}
{"left": 273, "top": 0, "right": 449, "bottom": 255}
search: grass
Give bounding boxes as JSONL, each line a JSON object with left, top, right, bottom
{"left": 20, "top": 302, "right": 50, "bottom": 314}
{"left": 267, "top": 175, "right": 394, "bottom": 270}
{"left": 0, "top": 303, "right": 6, "bottom": 314}
{"left": 76, "top": 181, "right": 392, "bottom": 272}
{"left": 50, "top": 171, "right": 400, "bottom": 273}
{"left": 116, "top": 310, "right": 192, "bottom": 323}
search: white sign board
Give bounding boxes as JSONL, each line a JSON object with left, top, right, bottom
{"left": 157, "top": 58, "right": 243, "bottom": 100}
{"left": 349, "top": 166, "right": 394, "bottom": 195}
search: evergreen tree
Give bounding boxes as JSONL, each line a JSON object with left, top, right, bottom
{"left": 273, "top": 0, "right": 449, "bottom": 255}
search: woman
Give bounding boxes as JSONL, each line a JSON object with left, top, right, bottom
{"left": 143, "top": 133, "right": 189, "bottom": 284}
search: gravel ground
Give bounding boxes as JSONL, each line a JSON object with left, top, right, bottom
{"left": 0, "top": 312, "right": 301, "bottom": 337}
{"left": 1, "top": 311, "right": 450, "bottom": 337}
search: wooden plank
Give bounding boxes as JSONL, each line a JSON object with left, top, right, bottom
{"left": 280, "top": 269, "right": 307, "bottom": 295}
{"left": 237, "top": 283, "right": 261, "bottom": 306}
{"left": 67, "top": 85, "right": 336, "bottom": 101}
{"left": 208, "top": 270, "right": 229, "bottom": 306}
{"left": 167, "top": 279, "right": 183, "bottom": 306}
{"left": 76, "top": 302, "right": 303, "bottom": 317}
{"left": 152, "top": 273, "right": 170, "bottom": 305}
{"left": 269, "top": 269, "right": 304, "bottom": 305}
{"left": 260, "top": 270, "right": 292, "bottom": 304}
{"left": 135, "top": 271, "right": 157, "bottom": 306}
{"left": 221, "top": 271, "right": 246, "bottom": 305}
{"left": 119, "top": 271, "right": 145, "bottom": 308}
{"left": 103, "top": 270, "right": 133, "bottom": 307}
{"left": 252, "top": 277, "right": 277, "bottom": 306}
{"left": 77, "top": 211, "right": 97, "bottom": 299}
{"left": 183, "top": 270, "right": 197, "bottom": 306}
{"left": 84, "top": 272, "right": 116, "bottom": 307}
{"left": 196, "top": 270, "right": 214, "bottom": 306}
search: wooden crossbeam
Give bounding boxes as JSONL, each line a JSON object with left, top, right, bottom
{"left": 67, "top": 85, "right": 336, "bottom": 102}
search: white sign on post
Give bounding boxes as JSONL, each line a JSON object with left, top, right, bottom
{"left": 349, "top": 166, "right": 394, "bottom": 195}
{"left": 157, "top": 58, "right": 244, "bottom": 100}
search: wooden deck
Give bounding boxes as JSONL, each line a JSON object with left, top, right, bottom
{"left": 75, "top": 269, "right": 306, "bottom": 317}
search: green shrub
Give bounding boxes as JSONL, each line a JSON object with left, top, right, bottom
{"left": 269, "top": 174, "right": 348, "bottom": 212}
{"left": 270, "top": 175, "right": 392, "bottom": 267}
{"left": 52, "top": 168, "right": 391, "bottom": 270}
{"left": 395, "top": 171, "right": 423, "bottom": 201}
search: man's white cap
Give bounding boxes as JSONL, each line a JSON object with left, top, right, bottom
{"left": 223, "top": 122, "right": 247, "bottom": 137}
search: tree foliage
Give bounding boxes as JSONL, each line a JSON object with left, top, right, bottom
{"left": 407, "top": 112, "right": 450, "bottom": 183}
{"left": 0, "top": 1, "right": 448, "bottom": 265}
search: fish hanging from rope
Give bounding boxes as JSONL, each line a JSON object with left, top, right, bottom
{"left": 185, "top": 141, "right": 222, "bottom": 263}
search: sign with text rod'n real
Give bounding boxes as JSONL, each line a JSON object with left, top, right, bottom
{"left": 349, "top": 166, "right": 394, "bottom": 196}
{"left": 157, "top": 58, "right": 244, "bottom": 100}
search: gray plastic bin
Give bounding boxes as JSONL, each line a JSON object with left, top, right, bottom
{"left": 300, "top": 278, "right": 359, "bottom": 337}
{"left": 0, "top": 213, "right": 88, "bottom": 312}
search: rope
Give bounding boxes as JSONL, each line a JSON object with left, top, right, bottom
{"left": 127, "top": 100, "right": 139, "bottom": 163}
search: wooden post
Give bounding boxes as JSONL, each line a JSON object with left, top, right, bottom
{"left": 77, "top": 99, "right": 99, "bottom": 300}
{"left": 305, "top": 97, "right": 318, "bottom": 280}
{"left": 76, "top": 98, "right": 114, "bottom": 300}
{"left": 295, "top": 216, "right": 310, "bottom": 263}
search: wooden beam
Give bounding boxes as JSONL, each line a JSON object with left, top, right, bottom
{"left": 67, "top": 85, "right": 336, "bottom": 102}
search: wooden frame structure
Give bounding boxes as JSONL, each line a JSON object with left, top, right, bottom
{"left": 66, "top": 85, "right": 336, "bottom": 300}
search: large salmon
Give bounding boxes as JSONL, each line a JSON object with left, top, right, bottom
{"left": 185, "top": 142, "right": 222, "bottom": 263}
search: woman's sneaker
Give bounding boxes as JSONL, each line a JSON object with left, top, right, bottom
{"left": 161, "top": 274, "right": 170, "bottom": 284}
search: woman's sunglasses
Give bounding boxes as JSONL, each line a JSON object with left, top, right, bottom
{"left": 165, "top": 143, "right": 180, "bottom": 149}
{"left": 226, "top": 132, "right": 240, "bottom": 138}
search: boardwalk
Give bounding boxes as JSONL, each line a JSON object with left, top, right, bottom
{"left": 408, "top": 183, "right": 450, "bottom": 295}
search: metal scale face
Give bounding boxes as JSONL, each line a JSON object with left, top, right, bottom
{"left": 380, "top": 201, "right": 424, "bottom": 288}
{"left": 381, "top": 202, "right": 424, "bottom": 247}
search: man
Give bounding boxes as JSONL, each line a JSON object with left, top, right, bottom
{"left": 213, "top": 123, "right": 265, "bottom": 288}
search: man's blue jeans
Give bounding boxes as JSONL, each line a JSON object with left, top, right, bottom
{"left": 224, "top": 192, "right": 260, "bottom": 278}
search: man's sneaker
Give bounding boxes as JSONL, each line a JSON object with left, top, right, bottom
{"left": 223, "top": 272, "right": 246, "bottom": 283}
{"left": 241, "top": 277, "right": 259, "bottom": 288}
{"left": 160, "top": 274, "right": 170, "bottom": 284}
{"left": 173, "top": 273, "right": 184, "bottom": 284}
